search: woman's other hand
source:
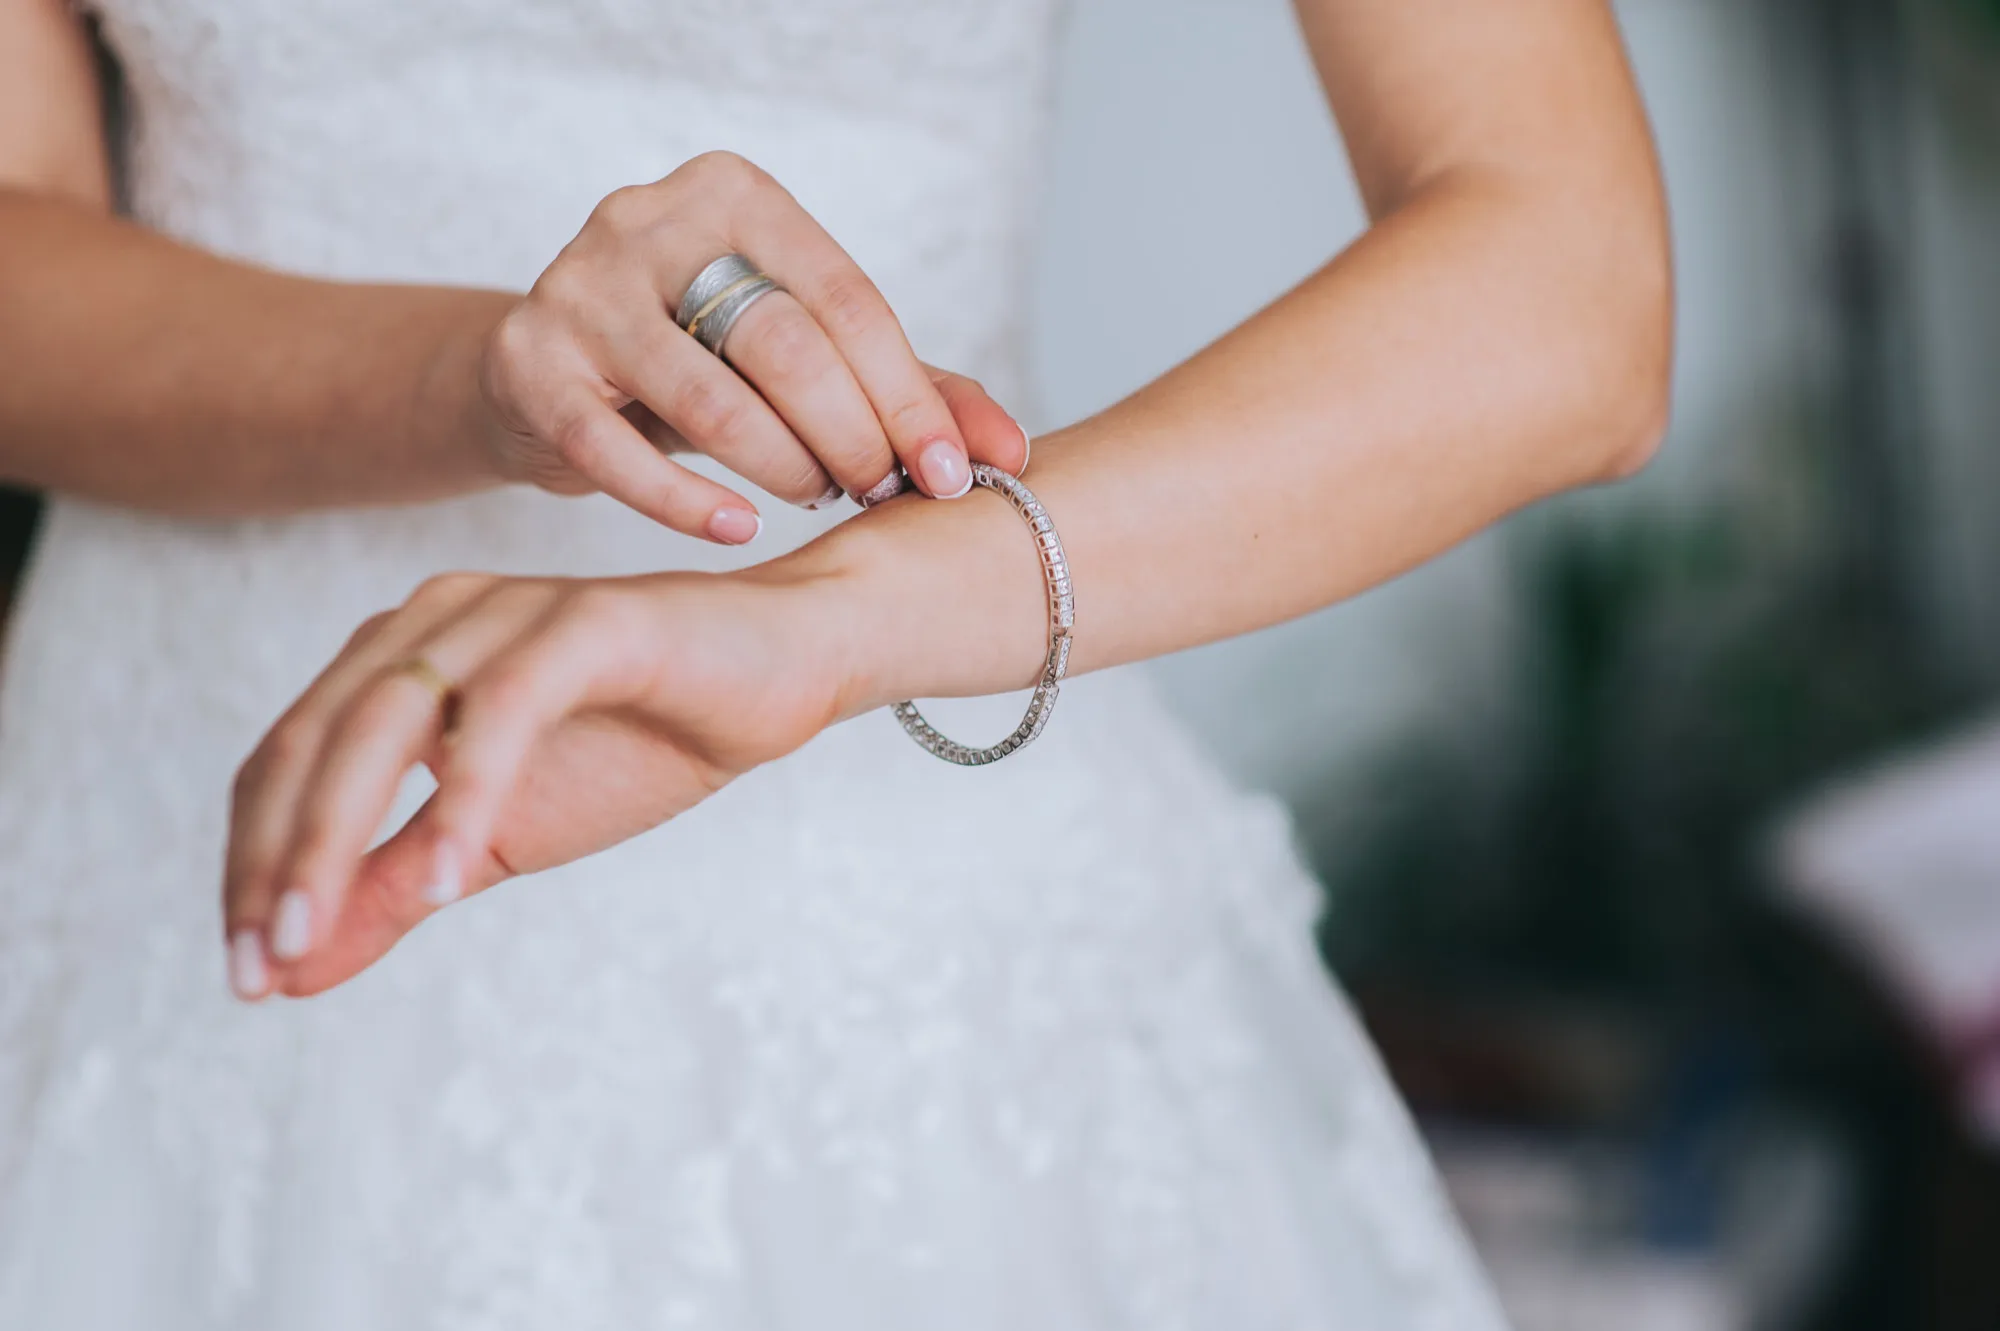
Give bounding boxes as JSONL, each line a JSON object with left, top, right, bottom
{"left": 221, "top": 562, "right": 869, "bottom": 999}
{"left": 474, "top": 151, "right": 1029, "bottom": 543}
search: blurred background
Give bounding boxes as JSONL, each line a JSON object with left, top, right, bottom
{"left": 4, "top": 0, "right": 1998, "bottom": 1328}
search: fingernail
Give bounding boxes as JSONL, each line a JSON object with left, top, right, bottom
{"left": 1017, "top": 425, "right": 1032, "bottom": 476}
{"left": 271, "top": 890, "right": 314, "bottom": 961}
{"left": 422, "top": 841, "right": 463, "bottom": 907}
{"left": 858, "top": 469, "right": 908, "bottom": 508}
{"left": 802, "top": 482, "right": 844, "bottom": 511}
{"left": 919, "top": 439, "right": 973, "bottom": 499}
{"left": 707, "top": 507, "right": 762, "bottom": 544}
{"left": 228, "top": 930, "right": 269, "bottom": 1000}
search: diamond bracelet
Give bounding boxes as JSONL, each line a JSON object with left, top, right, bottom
{"left": 891, "top": 463, "right": 1074, "bottom": 766}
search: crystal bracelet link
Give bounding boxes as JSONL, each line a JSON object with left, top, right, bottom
{"left": 892, "top": 463, "right": 1073, "bottom": 766}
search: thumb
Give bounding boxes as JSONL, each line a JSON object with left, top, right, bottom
{"left": 926, "top": 365, "right": 1031, "bottom": 477}
{"left": 270, "top": 804, "right": 507, "bottom": 998}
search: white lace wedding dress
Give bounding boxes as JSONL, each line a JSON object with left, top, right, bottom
{"left": 0, "top": 2, "right": 1509, "bottom": 1327}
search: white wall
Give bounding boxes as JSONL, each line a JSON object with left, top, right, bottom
{"left": 1030, "top": 0, "right": 1817, "bottom": 803}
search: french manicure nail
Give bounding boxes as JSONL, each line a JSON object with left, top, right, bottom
{"left": 919, "top": 439, "right": 972, "bottom": 499}
{"left": 858, "top": 469, "right": 908, "bottom": 508}
{"left": 228, "top": 930, "right": 269, "bottom": 1000}
{"left": 707, "top": 507, "right": 762, "bottom": 545}
{"left": 1017, "top": 424, "right": 1032, "bottom": 476}
{"left": 271, "top": 891, "right": 314, "bottom": 961}
{"left": 422, "top": 841, "right": 463, "bottom": 907}
{"left": 803, "top": 482, "right": 844, "bottom": 511}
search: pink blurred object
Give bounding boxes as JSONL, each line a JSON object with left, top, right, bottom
{"left": 1776, "top": 716, "right": 2000, "bottom": 1145}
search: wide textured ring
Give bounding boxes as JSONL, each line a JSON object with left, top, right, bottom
{"left": 892, "top": 464, "right": 1073, "bottom": 766}
{"left": 676, "top": 253, "right": 781, "bottom": 358}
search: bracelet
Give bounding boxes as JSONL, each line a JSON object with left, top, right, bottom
{"left": 892, "top": 464, "right": 1074, "bottom": 766}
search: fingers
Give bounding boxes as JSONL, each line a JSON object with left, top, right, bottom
{"left": 484, "top": 289, "right": 767, "bottom": 544}
{"left": 728, "top": 197, "right": 975, "bottom": 500}
{"left": 706, "top": 291, "right": 896, "bottom": 503}
{"left": 642, "top": 152, "right": 981, "bottom": 500}
{"left": 927, "top": 366, "right": 1032, "bottom": 477}
{"left": 542, "top": 388, "right": 764, "bottom": 544}
{"left": 259, "top": 583, "right": 564, "bottom": 976}
{"left": 227, "top": 582, "right": 662, "bottom": 1000}
{"left": 414, "top": 600, "right": 629, "bottom": 872}
{"left": 223, "top": 577, "right": 500, "bottom": 1000}
{"left": 582, "top": 303, "right": 848, "bottom": 511}
{"left": 501, "top": 154, "right": 1031, "bottom": 525}
{"left": 267, "top": 810, "right": 500, "bottom": 999}
{"left": 281, "top": 602, "right": 642, "bottom": 996}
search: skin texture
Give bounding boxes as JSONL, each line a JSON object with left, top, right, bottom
{"left": 0, "top": 0, "right": 1674, "bottom": 999}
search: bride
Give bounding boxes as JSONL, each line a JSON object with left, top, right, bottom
{"left": 0, "top": 0, "right": 1668, "bottom": 1326}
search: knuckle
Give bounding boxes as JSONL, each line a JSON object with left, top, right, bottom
{"left": 814, "top": 273, "right": 886, "bottom": 340}
{"left": 777, "top": 455, "right": 834, "bottom": 501}
{"left": 882, "top": 393, "right": 939, "bottom": 439}
{"left": 528, "top": 249, "right": 580, "bottom": 298}
{"left": 341, "top": 611, "right": 394, "bottom": 655}
{"left": 462, "top": 643, "right": 564, "bottom": 725}
{"left": 482, "top": 311, "right": 530, "bottom": 386}
{"left": 685, "top": 149, "right": 759, "bottom": 195}
{"left": 567, "top": 583, "right": 631, "bottom": 633}
{"left": 407, "top": 571, "right": 490, "bottom": 611}
{"left": 589, "top": 184, "right": 658, "bottom": 238}
{"left": 549, "top": 407, "right": 605, "bottom": 466}
{"left": 485, "top": 580, "right": 563, "bottom": 633}
{"left": 693, "top": 148, "right": 751, "bottom": 174}
{"left": 531, "top": 261, "right": 604, "bottom": 321}
{"left": 669, "top": 372, "right": 743, "bottom": 444}
{"left": 752, "top": 307, "right": 822, "bottom": 375}
{"left": 486, "top": 302, "right": 543, "bottom": 369}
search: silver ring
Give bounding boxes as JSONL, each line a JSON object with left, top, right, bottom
{"left": 676, "top": 253, "right": 782, "bottom": 358}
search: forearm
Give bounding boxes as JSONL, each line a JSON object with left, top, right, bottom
{"left": 772, "top": 170, "right": 1671, "bottom": 716}
{"left": 0, "top": 189, "right": 511, "bottom": 515}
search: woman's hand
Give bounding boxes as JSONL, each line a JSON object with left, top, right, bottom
{"left": 222, "top": 564, "right": 868, "bottom": 999}
{"left": 473, "top": 150, "right": 1028, "bottom": 543}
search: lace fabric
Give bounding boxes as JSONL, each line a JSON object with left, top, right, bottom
{"left": 0, "top": 2, "right": 1508, "bottom": 1326}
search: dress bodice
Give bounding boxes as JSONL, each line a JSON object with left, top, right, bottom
{"left": 83, "top": 0, "right": 1063, "bottom": 391}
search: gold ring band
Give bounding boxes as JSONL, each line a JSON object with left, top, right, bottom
{"left": 683, "top": 273, "right": 770, "bottom": 340}
{"left": 390, "top": 656, "right": 456, "bottom": 704}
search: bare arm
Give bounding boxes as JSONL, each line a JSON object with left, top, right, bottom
{"left": 0, "top": 0, "right": 509, "bottom": 514}
{"left": 815, "top": 0, "right": 1672, "bottom": 702}
{"left": 0, "top": 1, "right": 1021, "bottom": 526}
{"left": 222, "top": 0, "right": 1673, "bottom": 995}
{"left": 0, "top": 194, "right": 518, "bottom": 516}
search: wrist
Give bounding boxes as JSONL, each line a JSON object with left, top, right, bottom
{"left": 738, "top": 484, "right": 1055, "bottom": 723}
{"left": 414, "top": 289, "right": 520, "bottom": 486}
{"left": 723, "top": 533, "right": 885, "bottom": 726}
